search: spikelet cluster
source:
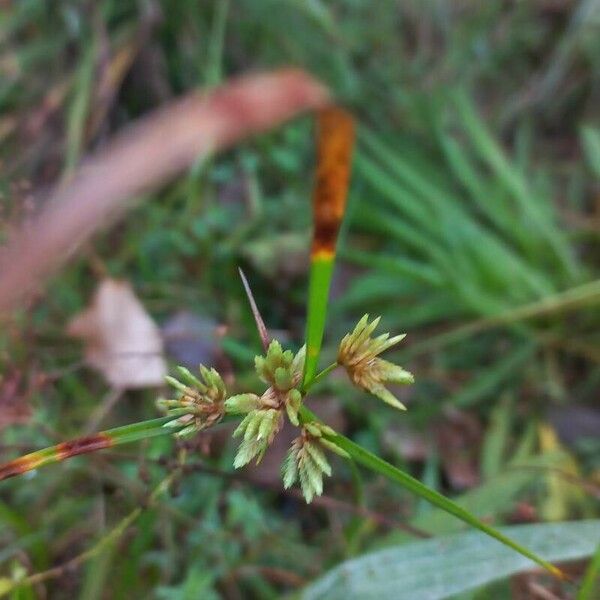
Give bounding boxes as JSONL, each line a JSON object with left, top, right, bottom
{"left": 338, "top": 315, "right": 414, "bottom": 410}
{"left": 227, "top": 341, "right": 305, "bottom": 467}
{"left": 282, "top": 422, "right": 349, "bottom": 503}
{"left": 157, "top": 365, "right": 227, "bottom": 438}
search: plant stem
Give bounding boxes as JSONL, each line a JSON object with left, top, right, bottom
{"left": 302, "top": 108, "right": 355, "bottom": 387}
{"left": 304, "top": 361, "right": 338, "bottom": 392}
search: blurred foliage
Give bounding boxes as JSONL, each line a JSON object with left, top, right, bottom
{"left": 0, "top": 0, "right": 599, "bottom": 598}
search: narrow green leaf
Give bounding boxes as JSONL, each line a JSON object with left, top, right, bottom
{"left": 581, "top": 126, "right": 600, "bottom": 179}
{"left": 481, "top": 397, "right": 512, "bottom": 479}
{"left": 446, "top": 342, "right": 536, "bottom": 409}
{"left": 298, "top": 407, "right": 564, "bottom": 579}
{"left": 452, "top": 89, "right": 577, "bottom": 278}
{"left": 303, "top": 255, "right": 335, "bottom": 386}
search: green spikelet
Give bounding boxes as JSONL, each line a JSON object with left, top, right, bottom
{"left": 281, "top": 424, "right": 347, "bottom": 503}
{"left": 338, "top": 315, "right": 413, "bottom": 411}
{"left": 158, "top": 364, "right": 228, "bottom": 436}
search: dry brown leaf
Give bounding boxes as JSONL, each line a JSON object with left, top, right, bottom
{"left": 67, "top": 279, "right": 166, "bottom": 389}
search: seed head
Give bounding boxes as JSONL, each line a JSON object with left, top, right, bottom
{"left": 338, "top": 315, "right": 414, "bottom": 410}
{"left": 281, "top": 422, "right": 349, "bottom": 503}
{"left": 255, "top": 341, "right": 305, "bottom": 392}
{"left": 233, "top": 408, "right": 283, "bottom": 467}
{"left": 158, "top": 365, "right": 227, "bottom": 438}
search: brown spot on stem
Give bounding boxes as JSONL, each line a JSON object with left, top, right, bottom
{"left": 0, "top": 433, "right": 114, "bottom": 482}
{"left": 55, "top": 433, "right": 113, "bottom": 461}
{"left": 0, "top": 455, "right": 40, "bottom": 481}
{"left": 311, "top": 107, "right": 355, "bottom": 256}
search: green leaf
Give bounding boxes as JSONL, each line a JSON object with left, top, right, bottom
{"left": 303, "top": 255, "right": 335, "bottom": 387}
{"left": 481, "top": 397, "right": 512, "bottom": 479}
{"left": 446, "top": 342, "right": 535, "bottom": 409}
{"left": 302, "top": 520, "right": 600, "bottom": 600}
{"left": 298, "top": 406, "right": 565, "bottom": 579}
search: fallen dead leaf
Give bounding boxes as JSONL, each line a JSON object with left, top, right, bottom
{"left": 67, "top": 279, "right": 167, "bottom": 389}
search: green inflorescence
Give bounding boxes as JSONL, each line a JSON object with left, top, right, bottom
{"left": 158, "top": 316, "right": 413, "bottom": 503}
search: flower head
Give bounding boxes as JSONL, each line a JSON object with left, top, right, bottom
{"left": 337, "top": 315, "right": 414, "bottom": 410}
{"left": 282, "top": 422, "right": 349, "bottom": 503}
{"left": 253, "top": 342, "right": 305, "bottom": 424}
{"left": 254, "top": 340, "right": 304, "bottom": 392}
{"left": 232, "top": 408, "right": 283, "bottom": 467}
{"left": 157, "top": 365, "right": 227, "bottom": 438}
{"left": 230, "top": 343, "right": 305, "bottom": 467}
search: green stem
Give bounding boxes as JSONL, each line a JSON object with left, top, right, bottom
{"left": 304, "top": 361, "right": 338, "bottom": 392}
{"left": 405, "top": 279, "right": 600, "bottom": 359}
{"left": 298, "top": 406, "right": 565, "bottom": 580}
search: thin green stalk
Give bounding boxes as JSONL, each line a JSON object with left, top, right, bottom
{"left": 304, "top": 361, "right": 338, "bottom": 392}
{"left": 303, "top": 256, "right": 335, "bottom": 387}
{"left": 298, "top": 406, "right": 565, "bottom": 580}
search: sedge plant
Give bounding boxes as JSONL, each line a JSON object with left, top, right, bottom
{"left": 0, "top": 107, "right": 566, "bottom": 581}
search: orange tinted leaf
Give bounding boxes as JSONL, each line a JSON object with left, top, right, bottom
{"left": 311, "top": 107, "right": 355, "bottom": 258}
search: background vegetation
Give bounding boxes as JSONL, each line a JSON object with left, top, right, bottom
{"left": 1, "top": 1, "right": 599, "bottom": 598}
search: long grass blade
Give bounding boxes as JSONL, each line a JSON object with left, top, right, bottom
{"left": 0, "top": 416, "right": 182, "bottom": 482}
{"left": 298, "top": 406, "right": 565, "bottom": 580}
{"left": 333, "top": 432, "right": 565, "bottom": 579}
{"left": 302, "top": 106, "right": 355, "bottom": 387}
{"left": 451, "top": 89, "right": 578, "bottom": 278}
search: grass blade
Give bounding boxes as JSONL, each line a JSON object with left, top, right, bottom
{"left": 581, "top": 126, "right": 600, "bottom": 179}
{"left": 302, "top": 107, "right": 355, "bottom": 387}
{"left": 331, "top": 431, "right": 565, "bottom": 579}
{"left": 445, "top": 341, "right": 536, "bottom": 409}
{"left": 298, "top": 406, "right": 565, "bottom": 579}
{"left": 451, "top": 89, "right": 578, "bottom": 278}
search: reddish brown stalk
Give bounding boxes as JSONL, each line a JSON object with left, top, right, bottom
{"left": 0, "top": 416, "right": 176, "bottom": 482}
